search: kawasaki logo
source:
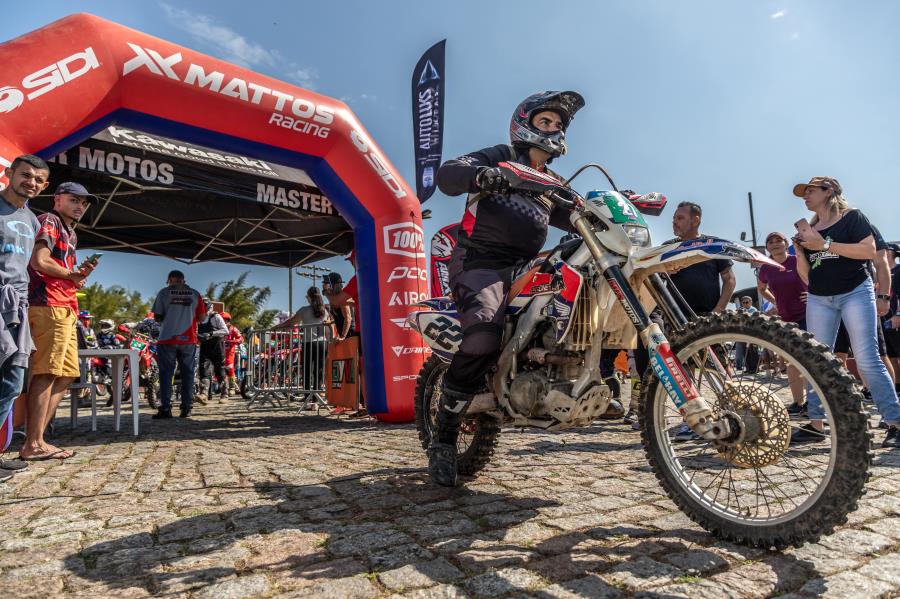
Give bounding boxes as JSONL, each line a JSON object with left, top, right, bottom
{"left": 0, "top": 48, "right": 100, "bottom": 114}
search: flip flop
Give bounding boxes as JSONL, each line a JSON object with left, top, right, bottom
{"left": 19, "top": 449, "right": 76, "bottom": 461}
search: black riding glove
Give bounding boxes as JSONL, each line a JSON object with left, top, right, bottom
{"left": 620, "top": 189, "right": 636, "bottom": 198}
{"left": 475, "top": 167, "right": 511, "bottom": 195}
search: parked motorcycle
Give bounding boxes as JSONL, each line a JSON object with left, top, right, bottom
{"left": 409, "top": 161, "right": 871, "bottom": 548}
{"left": 115, "top": 327, "right": 160, "bottom": 409}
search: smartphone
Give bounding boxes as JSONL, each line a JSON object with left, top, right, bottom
{"left": 794, "top": 218, "right": 812, "bottom": 237}
{"left": 87, "top": 252, "right": 103, "bottom": 264}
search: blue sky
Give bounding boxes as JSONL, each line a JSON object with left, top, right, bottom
{"left": 3, "top": 1, "right": 898, "bottom": 311}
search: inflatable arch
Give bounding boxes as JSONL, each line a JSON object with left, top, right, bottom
{"left": 0, "top": 14, "right": 429, "bottom": 422}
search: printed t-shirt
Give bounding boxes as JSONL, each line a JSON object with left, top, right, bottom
{"left": 152, "top": 284, "right": 205, "bottom": 344}
{"left": 0, "top": 198, "right": 39, "bottom": 296}
{"left": 28, "top": 212, "right": 78, "bottom": 310}
{"left": 758, "top": 255, "right": 808, "bottom": 323}
{"left": 802, "top": 210, "right": 873, "bottom": 296}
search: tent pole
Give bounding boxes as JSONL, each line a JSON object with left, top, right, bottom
{"left": 288, "top": 252, "right": 293, "bottom": 315}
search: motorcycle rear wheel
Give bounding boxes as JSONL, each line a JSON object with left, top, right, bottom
{"left": 640, "top": 312, "right": 871, "bottom": 548}
{"left": 414, "top": 355, "right": 500, "bottom": 477}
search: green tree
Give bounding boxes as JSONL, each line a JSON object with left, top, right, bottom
{"left": 205, "top": 272, "right": 278, "bottom": 330}
{"left": 79, "top": 283, "right": 150, "bottom": 323}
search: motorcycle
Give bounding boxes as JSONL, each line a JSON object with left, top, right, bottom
{"left": 116, "top": 328, "right": 160, "bottom": 409}
{"left": 88, "top": 356, "right": 112, "bottom": 398}
{"left": 408, "top": 161, "right": 871, "bottom": 548}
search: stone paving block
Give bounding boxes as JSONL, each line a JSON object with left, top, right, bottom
{"left": 367, "top": 542, "right": 436, "bottom": 571}
{"left": 272, "top": 575, "right": 378, "bottom": 598}
{"left": 797, "top": 570, "right": 895, "bottom": 598}
{"left": 526, "top": 550, "right": 613, "bottom": 583}
{"left": 462, "top": 566, "right": 547, "bottom": 597}
{"left": 639, "top": 579, "right": 743, "bottom": 599}
{"left": 603, "top": 556, "right": 683, "bottom": 590}
{"left": 156, "top": 514, "right": 228, "bottom": 543}
{"left": 660, "top": 550, "right": 730, "bottom": 575}
{"left": 378, "top": 557, "right": 465, "bottom": 590}
{"left": 855, "top": 553, "right": 900, "bottom": 585}
{"left": 192, "top": 573, "right": 271, "bottom": 599}
{"left": 532, "top": 574, "right": 623, "bottom": 598}
{"left": 386, "top": 583, "right": 470, "bottom": 598}
{"left": 817, "top": 528, "right": 894, "bottom": 556}
{"left": 456, "top": 546, "right": 539, "bottom": 573}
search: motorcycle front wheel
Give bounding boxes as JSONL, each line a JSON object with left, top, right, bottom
{"left": 414, "top": 355, "right": 501, "bottom": 477}
{"left": 640, "top": 312, "right": 871, "bottom": 548}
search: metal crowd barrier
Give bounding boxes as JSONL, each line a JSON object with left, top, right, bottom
{"left": 244, "top": 323, "right": 331, "bottom": 411}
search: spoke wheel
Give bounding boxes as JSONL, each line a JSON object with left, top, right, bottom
{"left": 641, "top": 312, "right": 871, "bottom": 548}
{"left": 414, "top": 355, "right": 500, "bottom": 476}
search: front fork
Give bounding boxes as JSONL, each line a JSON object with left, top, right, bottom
{"left": 572, "top": 217, "right": 732, "bottom": 440}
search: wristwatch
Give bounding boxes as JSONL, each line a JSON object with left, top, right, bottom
{"left": 822, "top": 237, "right": 832, "bottom": 252}
{"left": 877, "top": 294, "right": 891, "bottom": 301}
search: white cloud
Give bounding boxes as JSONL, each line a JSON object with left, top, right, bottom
{"left": 286, "top": 66, "right": 318, "bottom": 90}
{"left": 159, "top": 2, "right": 318, "bottom": 89}
{"left": 770, "top": 9, "right": 786, "bottom": 19}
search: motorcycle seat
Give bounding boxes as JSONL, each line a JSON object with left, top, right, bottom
{"left": 507, "top": 251, "right": 551, "bottom": 302}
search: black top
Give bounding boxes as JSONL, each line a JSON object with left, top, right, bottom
{"left": 669, "top": 260, "right": 733, "bottom": 314}
{"left": 803, "top": 209, "right": 874, "bottom": 296}
{"left": 437, "top": 144, "right": 573, "bottom": 270}
{"left": 664, "top": 239, "right": 733, "bottom": 314}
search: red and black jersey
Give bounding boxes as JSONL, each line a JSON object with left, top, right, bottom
{"left": 28, "top": 212, "right": 79, "bottom": 310}
{"left": 436, "top": 144, "right": 573, "bottom": 270}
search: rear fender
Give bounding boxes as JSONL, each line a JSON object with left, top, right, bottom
{"left": 632, "top": 236, "right": 784, "bottom": 273}
{"left": 407, "top": 302, "right": 461, "bottom": 362}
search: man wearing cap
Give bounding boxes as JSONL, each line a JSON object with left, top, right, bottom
{"left": 152, "top": 270, "right": 205, "bottom": 418}
{"left": 0, "top": 156, "right": 45, "bottom": 473}
{"left": 22, "top": 181, "right": 97, "bottom": 461}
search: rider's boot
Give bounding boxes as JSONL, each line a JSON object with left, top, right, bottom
{"left": 427, "top": 384, "right": 473, "bottom": 487}
{"left": 196, "top": 379, "right": 210, "bottom": 405}
{"left": 228, "top": 376, "right": 238, "bottom": 395}
{"left": 218, "top": 380, "right": 228, "bottom": 402}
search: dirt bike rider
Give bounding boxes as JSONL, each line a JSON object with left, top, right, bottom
{"left": 429, "top": 90, "right": 601, "bottom": 486}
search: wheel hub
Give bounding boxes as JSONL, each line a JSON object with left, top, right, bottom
{"left": 713, "top": 383, "right": 791, "bottom": 468}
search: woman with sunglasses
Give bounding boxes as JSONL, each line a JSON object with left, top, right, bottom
{"left": 792, "top": 177, "right": 900, "bottom": 447}
{"left": 757, "top": 231, "right": 808, "bottom": 414}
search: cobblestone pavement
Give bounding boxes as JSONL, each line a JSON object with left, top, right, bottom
{"left": 0, "top": 396, "right": 897, "bottom": 599}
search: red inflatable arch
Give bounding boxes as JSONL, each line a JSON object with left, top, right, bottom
{"left": 0, "top": 14, "right": 429, "bottom": 422}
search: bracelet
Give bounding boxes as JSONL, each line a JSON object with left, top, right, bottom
{"left": 878, "top": 294, "right": 891, "bottom": 301}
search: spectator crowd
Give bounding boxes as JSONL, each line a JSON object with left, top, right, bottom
{"left": 0, "top": 154, "right": 358, "bottom": 488}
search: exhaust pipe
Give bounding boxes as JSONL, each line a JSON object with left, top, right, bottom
{"left": 525, "top": 348, "right": 583, "bottom": 366}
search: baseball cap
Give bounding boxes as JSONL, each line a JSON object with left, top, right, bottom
{"left": 54, "top": 181, "right": 97, "bottom": 203}
{"left": 793, "top": 177, "right": 842, "bottom": 198}
{"left": 886, "top": 242, "right": 900, "bottom": 253}
{"left": 765, "top": 231, "right": 789, "bottom": 243}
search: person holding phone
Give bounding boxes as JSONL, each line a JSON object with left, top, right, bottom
{"left": 22, "top": 181, "right": 97, "bottom": 461}
{"left": 792, "top": 177, "right": 900, "bottom": 448}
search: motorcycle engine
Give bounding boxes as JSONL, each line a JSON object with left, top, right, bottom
{"left": 508, "top": 370, "right": 573, "bottom": 418}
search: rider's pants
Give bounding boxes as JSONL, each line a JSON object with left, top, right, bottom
{"left": 443, "top": 266, "right": 515, "bottom": 394}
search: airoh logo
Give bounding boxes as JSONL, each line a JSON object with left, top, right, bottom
{"left": 0, "top": 48, "right": 100, "bottom": 113}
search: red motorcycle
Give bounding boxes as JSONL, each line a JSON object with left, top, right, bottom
{"left": 113, "top": 325, "right": 160, "bottom": 409}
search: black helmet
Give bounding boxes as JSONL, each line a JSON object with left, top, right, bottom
{"left": 509, "top": 90, "right": 585, "bottom": 158}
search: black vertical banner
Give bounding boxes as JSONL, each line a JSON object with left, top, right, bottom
{"left": 411, "top": 40, "right": 446, "bottom": 203}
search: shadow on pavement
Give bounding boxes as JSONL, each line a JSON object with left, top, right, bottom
{"left": 63, "top": 465, "right": 821, "bottom": 597}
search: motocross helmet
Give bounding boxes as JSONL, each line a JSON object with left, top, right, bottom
{"left": 509, "top": 90, "right": 585, "bottom": 159}
{"left": 98, "top": 319, "right": 114, "bottom": 332}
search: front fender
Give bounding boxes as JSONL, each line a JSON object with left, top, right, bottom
{"left": 633, "top": 236, "right": 783, "bottom": 273}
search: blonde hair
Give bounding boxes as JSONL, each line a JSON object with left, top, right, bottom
{"left": 810, "top": 192, "right": 851, "bottom": 225}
